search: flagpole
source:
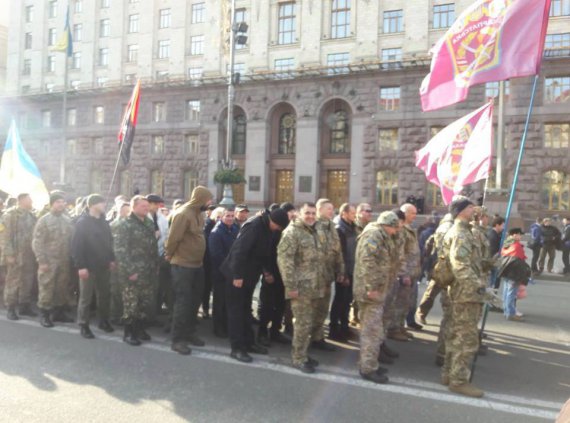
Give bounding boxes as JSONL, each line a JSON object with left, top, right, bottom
{"left": 471, "top": 74, "right": 540, "bottom": 382}
{"left": 106, "top": 140, "right": 127, "bottom": 202}
{"left": 59, "top": 45, "right": 68, "bottom": 186}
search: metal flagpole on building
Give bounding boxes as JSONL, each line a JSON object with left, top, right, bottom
{"left": 495, "top": 81, "right": 505, "bottom": 190}
{"left": 59, "top": 54, "right": 68, "bottom": 186}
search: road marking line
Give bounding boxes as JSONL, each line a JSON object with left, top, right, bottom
{"left": 0, "top": 316, "right": 562, "bottom": 420}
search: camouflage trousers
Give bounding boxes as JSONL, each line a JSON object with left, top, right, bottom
{"left": 77, "top": 268, "right": 111, "bottom": 325}
{"left": 416, "top": 279, "right": 443, "bottom": 320}
{"left": 4, "top": 258, "right": 36, "bottom": 308}
{"left": 109, "top": 270, "right": 123, "bottom": 322}
{"left": 442, "top": 302, "right": 483, "bottom": 385}
{"left": 358, "top": 301, "right": 385, "bottom": 374}
{"left": 387, "top": 279, "right": 414, "bottom": 332}
{"left": 311, "top": 284, "right": 331, "bottom": 342}
{"left": 382, "top": 278, "right": 398, "bottom": 330}
{"left": 436, "top": 290, "right": 451, "bottom": 359}
{"left": 37, "top": 260, "right": 70, "bottom": 311}
{"left": 290, "top": 296, "right": 320, "bottom": 366}
{"left": 122, "top": 273, "right": 154, "bottom": 324}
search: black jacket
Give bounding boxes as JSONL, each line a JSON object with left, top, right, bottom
{"left": 209, "top": 221, "right": 238, "bottom": 270}
{"left": 71, "top": 212, "right": 115, "bottom": 271}
{"left": 221, "top": 212, "right": 273, "bottom": 283}
{"left": 336, "top": 218, "right": 357, "bottom": 277}
{"left": 487, "top": 228, "right": 502, "bottom": 257}
{"left": 497, "top": 256, "right": 531, "bottom": 286}
{"left": 563, "top": 224, "right": 570, "bottom": 248}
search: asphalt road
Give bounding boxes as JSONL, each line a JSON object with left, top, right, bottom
{"left": 0, "top": 278, "right": 568, "bottom": 423}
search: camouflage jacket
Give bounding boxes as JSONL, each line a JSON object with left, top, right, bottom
{"left": 1, "top": 207, "right": 37, "bottom": 265}
{"left": 316, "top": 218, "right": 345, "bottom": 282}
{"left": 32, "top": 211, "right": 73, "bottom": 264}
{"left": 277, "top": 218, "right": 326, "bottom": 299}
{"left": 113, "top": 213, "right": 159, "bottom": 279}
{"left": 443, "top": 219, "right": 486, "bottom": 303}
{"left": 471, "top": 223, "right": 494, "bottom": 274}
{"left": 434, "top": 215, "right": 454, "bottom": 251}
{"left": 398, "top": 224, "right": 421, "bottom": 279}
{"left": 353, "top": 223, "right": 395, "bottom": 304}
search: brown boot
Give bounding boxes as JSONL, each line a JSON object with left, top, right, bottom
{"left": 449, "top": 383, "right": 484, "bottom": 398}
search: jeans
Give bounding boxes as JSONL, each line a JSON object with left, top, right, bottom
{"left": 502, "top": 278, "right": 518, "bottom": 318}
{"left": 170, "top": 265, "right": 204, "bottom": 344}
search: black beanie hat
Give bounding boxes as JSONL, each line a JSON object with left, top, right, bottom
{"left": 49, "top": 191, "right": 66, "bottom": 205}
{"left": 280, "top": 202, "right": 295, "bottom": 213}
{"left": 449, "top": 196, "right": 474, "bottom": 218}
{"left": 269, "top": 208, "right": 290, "bottom": 230}
{"left": 87, "top": 194, "right": 106, "bottom": 208}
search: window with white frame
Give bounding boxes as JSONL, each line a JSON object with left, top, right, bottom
{"left": 25, "top": 5, "right": 34, "bottom": 23}
{"left": 73, "top": 23, "right": 82, "bottom": 41}
{"left": 72, "top": 52, "right": 81, "bottom": 69}
{"left": 188, "top": 67, "right": 203, "bottom": 80}
{"left": 192, "top": 3, "right": 205, "bottom": 23}
{"left": 48, "top": 28, "right": 57, "bottom": 46}
{"left": 67, "top": 108, "right": 77, "bottom": 126}
{"left": 550, "top": 0, "right": 570, "bottom": 17}
{"left": 128, "top": 14, "right": 139, "bottom": 33}
{"left": 127, "top": 44, "right": 138, "bottom": 63}
{"left": 150, "top": 170, "right": 165, "bottom": 197}
{"left": 184, "top": 135, "right": 199, "bottom": 155}
{"left": 159, "top": 8, "right": 171, "bottom": 29}
{"left": 74, "top": 0, "right": 82, "bottom": 13}
{"left": 25, "top": 33, "right": 32, "bottom": 49}
{"left": 378, "top": 128, "right": 398, "bottom": 150}
{"left": 275, "top": 58, "right": 294, "bottom": 79}
{"left": 96, "top": 77, "right": 107, "bottom": 87}
{"left": 153, "top": 102, "right": 166, "bottom": 122}
{"left": 101, "top": 0, "right": 110, "bottom": 8}
{"left": 190, "top": 35, "right": 204, "bottom": 55}
{"left": 183, "top": 170, "right": 199, "bottom": 198}
{"left": 49, "top": 1, "right": 58, "bottom": 19}
{"left": 331, "top": 0, "right": 351, "bottom": 39}
{"left": 381, "top": 48, "right": 402, "bottom": 62}
{"left": 158, "top": 40, "right": 170, "bottom": 59}
{"left": 98, "top": 48, "right": 109, "bottom": 66}
{"left": 327, "top": 52, "right": 350, "bottom": 75}
{"left": 383, "top": 10, "right": 403, "bottom": 34}
{"left": 42, "top": 110, "right": 52, "bottom": 128}
{"left": 545, "top": 33, "right": 570, "bottom": 57}
{"left": 485, "top": 81, "right": 510, "bottom": 100}
{"left": 545, "top": 76, "right": 570, "bottom": 103}
{"left": 185, "top": 100, "right": 201, "bottom": 121}
{"left": 47, "top": 55, "right": 56, "bottom": 72}
{"left": 433, "top": 4, "right": 455, "bottom": 29}
{"left": 22, "top": 59, "right": 31, "bottom": 75}
{"left": 100, "top": 19, "right": 110, "bottom": 37}
{"left": 379, "top": 86, "right": 401, "bottom": 111}
{"left": 235, "top": 9, "right": 248, "bottom": 50}
{"left": 94, "top": 106, "right": 105, "bottom": 124}
{"left": 151, "top": 136, "right": 165, "bottom": 154}
{"left": 278, "top": 2, "right": 296, "bottom": 45}
{"left": 66, "top": 139, "right": 77, "bottom": 155}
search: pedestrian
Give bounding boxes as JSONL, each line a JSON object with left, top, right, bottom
{"left": 441, "top": 196, "right": 485, "bottom": 398}
{"left": 278, "top": 203, "right": 325, "bottom": 373}
{"left": 72, "top": 194, "right": 116, "bottom": 339}
{"left": 329, "top": 203, "right": 357, "bottom": 343}
{"left": 529, "top": 217, "right": 543, "bottom": 274}
{"left": 234, "top": 204, "right": 249, "bottom": 228}
{"left": 538, "top": 218, "right": 561, "bottom": 273}
{"left": 110, "top": 202, "right": 130, "bottom": 325}
{"left": 222, "top": 207, "right": 289, "bottom": 363}
{"left": 562, "top": 217, "right": 570, "bottom": 275}
{"left": 1, "top": 193, "right": 37, "bottom": 320}
{"left": 114, "top": 195, "right": 159, "bottom": 346}
{"left": 201, "top": 204, "right": 218, "bottom": 320}
{"left": 500, "top": 228, "right": 527, "bottom": 321}
{"left": 486, "top": 216, "right": 505, "bottom": 288}
{"left": 354, "top": 211, "right": 401, "bottom": 384}
{"left": 351, "top": 203, "right": 373, "bottom": 326}
{"left": 166, "top": 186, "right": 213, "bottom": 355}
{"left": 32, "top": 192, "right": 73, "bottom": 328}
{"left": 279, "top": 202, "right": 297, "bottom": 338}
{"left": 208, "top": 207, "right": 238, "bottom": 337}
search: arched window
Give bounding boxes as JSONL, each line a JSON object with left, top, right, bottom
{"left": 232, "top": 114, "right": 247, "bottom": 155}
{"left": 329, "top": 110, "right": 350, "bottom": 153}
{"left": 376, "top": 170, "right": 398, "bottom": 205}
{"left": 543, "top": 170, "right": 569, "bottom": 211}
{"left": 278, "top": 113, "right": 296, "bottom": 154}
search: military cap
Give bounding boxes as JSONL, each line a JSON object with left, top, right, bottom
{"left": 377, "top": 211, "right": 400, "bottom": 228}
{"left": 449, "top": 195, "right": 474, "bottom": 218}
{"left": 235, "top": 204, "right": 249, "bottom": 212}
{"left": 146, "top": 194, "right": 164, "bottom": 204}
{"left": 49, "top": 190, "right": 66, "bottom": 205}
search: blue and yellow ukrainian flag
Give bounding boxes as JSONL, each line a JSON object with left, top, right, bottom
{"left": 0, "top": 120, "right": 49, "bottom": 208}
{"left": 51, "top": 6, "right": 73, "bottom": 57}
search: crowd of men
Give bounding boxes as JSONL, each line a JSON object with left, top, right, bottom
{"left": 0, "top": 187, "right": 552, "bottom": 399}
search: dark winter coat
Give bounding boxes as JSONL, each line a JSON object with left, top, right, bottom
{"left": 71, "top": 212, "right": 115, "bottom": 271}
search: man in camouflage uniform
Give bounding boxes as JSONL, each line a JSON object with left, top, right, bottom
{"left": 1, "top": 193, "right": 37, "bottom": 320}
{"left": 114, "top": 196, "right": 159, "bottom": 346}
{"left": 351, "top": 203, "right": 373, "bottom": 326}
{"left": 441, "top": 196, "right": 486, "bottom": 398}
{"left": 313, "top": 198, "right": 345, "bottom": 352}
{"left": 278, "top": 203, "right": 325, "bottom": 373}
{"left": 32, "top": 192, "right": 73, "bottom": 328}
{"left": 109, "top": 202, "right": 131, "bottom": 325}
{"left": 354, "top": 211, "right": 401, "bottom": 384}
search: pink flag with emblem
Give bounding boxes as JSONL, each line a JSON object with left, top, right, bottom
{"left": 415, "top": 102, "right": 494, "bottom": 205}
{"left": 420, "top": 0, "right": 551, "bottom": 112}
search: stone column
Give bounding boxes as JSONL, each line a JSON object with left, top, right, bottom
{"left": 294, "top": 117, "right": 319, "bottom": 203}
{"left": 244, "top": 120, "right": 268, "bottom": 205}
{"left": 349, "top": 116, "right": 367, "bottom": 204}
{"left": 204, "top": 123, "right": 220, "bottom": 195}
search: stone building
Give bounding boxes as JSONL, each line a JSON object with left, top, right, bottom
{"left": 1, "top": 0, "right": 569, "bottom": 218}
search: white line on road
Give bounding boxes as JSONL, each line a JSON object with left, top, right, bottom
{"left": 0, "top": 316, "right": 562, "bottom": 420}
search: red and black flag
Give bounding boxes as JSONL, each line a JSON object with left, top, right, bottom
{"left": 117, "top": 79, "right": 141, "bottom": 165}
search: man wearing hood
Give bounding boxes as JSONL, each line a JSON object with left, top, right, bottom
{"left": 166, "top": 186, "right": 213, "bottom": 356}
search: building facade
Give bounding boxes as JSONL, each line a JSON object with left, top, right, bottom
{"left": 1, "top": 0, "right": 570, "bottom": 217}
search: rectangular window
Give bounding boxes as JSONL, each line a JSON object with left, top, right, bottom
{"left": 235, "top": 9, "right": 248, "bottom": 50}
{"left": 42, "top": 110, "right": 52, "bottom": 128}
{"left": 100, "top": 19, "right": 110, "bottom": 37}
{"left": 94, "top": 138, "right": 104, "bottom": 155}
{"left": 327, "top": 52, "right": 350, "bottom": 75}
{"left": 66, "top": 139, "right": 77, "bottom": 156}
{"left": 158, "top": 40, "right": 170, "bottom": 59}
{"left": 433, "top": 4, "right": 455, "bottom": 29}
{"left": 381, "top": 48, "right": 402, "bottom": 63}
{"left": 190, "top": 35, "right": 204, "bottom": 55}
{"left": 159, "top": 8, "right": 171, "bottom": 29}
{"left": 73, "top": 23, "right": 83, "bottom": 41}
{"left": 25, "top": 5, "right": 34, "bottom": 23}
{"left": 378, "top": 128, "right": 398, "bottom": 150}
{"left": 101, "top": 0, "right": 110, "bottom": 8}
{"left": 185, "top": 100, "right": 201, "bottom": 121}
{"left": 151, "top": 170, "right": 164, "bottom": 196}
{"left": 274, "top": 58, "right": 294, "bottom": 79}
{"left": 184, "top": 170, "right": 199, "bottom": 198}
{"left": 192, "top": 2, "right": 205, "bottom": 23}
{"left": 94, "top": 106, "right": 105, "bottom": 124}
{"left": 278, "top": 2, "right": 296, "bottom": 45}
{"left": 383, "top": 10, "right": 403, "bottom": 34}
{"left": 47, "top": 55, "right": 56, "bottom": 73}
{"left": 545, "top": 33, "right": 570, "bottom": 57}
{"left": 545, "top": 76, "right": 570, "bottom": 103}
{"left": 74, "top": 0, "right": 82, "bottom": 13}
{"left": 184, "top": 135, "right": 199, "bottom": 155}
{"left": 331, "top": 0, "right": 351, "bottom": 39}
{"left": 98, "top": 48, "right": 109, "bottom": 66}
{"left": 544, "top": 123, "right": 570, "bottom": 148}
{"left": 550, "top": 0, "right": 570, "bottom": 17}
{"left": 485, "top": 81, "right": 510, "bottom": 100}
{"left": 25, "top": 33, "right": 32, "bottom": 49}
{"left": 48, "top": 28, "right": 57, "bottom": 46}
{"left": 22, "top": 59, "right": 31, "bottom": 76}
{"left": 188, "top": 67, "right": 203, "bottom": 80}
{"left": 67, "top": 108, "right": 77, "bottom": 126}
{"left": 127, "top": 44, "right": 138, "bottom": 63}
{"left": 128, "top": 14, "right": 139, "bottom": 33}
{"left": 151, "top": 136, "right": 165, "bottom": 154}
{"left": 379, "top": 86, "right": 401, "bottom": 111}
{"left": 72, "top": 52, "right": 81, "bottom": 69}
{"left": 153, "top": 102, "right": 166, "bottom": 122}
{"left": 49, "top": 1, "right": 58, "bottom": 19}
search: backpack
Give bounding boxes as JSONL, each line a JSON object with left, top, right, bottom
{"left": 432, "top": 254, "right": 454, "bottom": 289}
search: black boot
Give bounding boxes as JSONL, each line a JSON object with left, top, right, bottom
{"left": 257, "top": 327, "right": 271, "bottom": 347}
{"left": 52, "top": 307, "right": 74, "bottom": 323}
{"left": 40, "top": 309, "right": 54, "bottom": 328}
{"left": 123, "top": 324, "right": 141, "bottom": 346}
{"left": 7, "top": 308, "right": 19, "bottom": 321}
{"left": 18, "top": 304, "right": 37, "bottom": 317}
{"left": 80, "top": 324, "right": 95, "bottom": 339}
{"left": 134, "top": 321, "right": 151, "bottom": 341}
{"left": 98, "top": 320, "right": 115, "bottom": 333}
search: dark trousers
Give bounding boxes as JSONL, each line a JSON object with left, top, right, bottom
{"left": 171, "top": 265, "right": 204, "bottom": 344}
{"left": 406, "top": 280, "right": 419, "bottom": 325}
{"left": 156, "top": 259, "right": 172, "bottom": 315}
{"left": 258, "top": 276, "right": 285, "bottom": 335}
{"left": 329, "top": 278, "right": 353, "bottom": 330}
{"left": 563, "top": 248, "right": 570, "bottom": 273}
{"left": 530, "top": 245, "right": 541, "bottom": 272}
{"left": 212, "top": 270, "right": 227, "bottom": 334}
{"left": 202, "top": 262, "right": 212, "bottom": 313}
{"left": 226, "top": 276, "right": 256, "bottom": 351}
{"left": 77, "top": 268, "right": 110, "bottom": 326}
